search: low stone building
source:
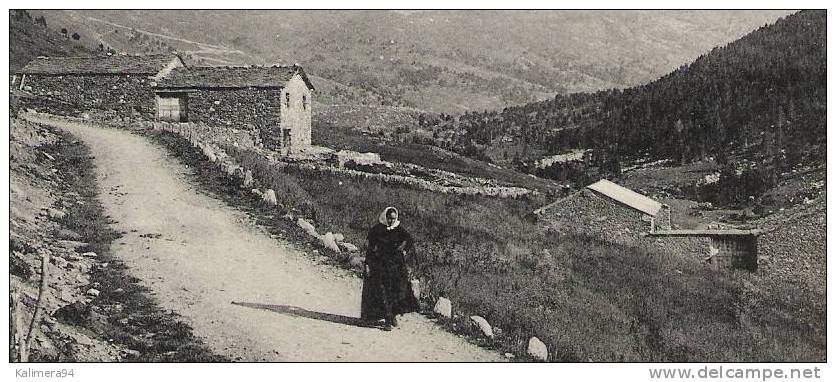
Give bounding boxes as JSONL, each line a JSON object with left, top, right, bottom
{"left": 534, "top": 179, "right": 712, "bottom": 257}
{"left": 152, "top": 64, "right": 315, "bottom": 154}
{"left": 530, "top": 180, "right": 774, "bottom": 269}
{"left": 535, "top": 179, "right": 672, "bottom": 237}
{"left": 15, "top": 54, "right": 184, "bottom": 117}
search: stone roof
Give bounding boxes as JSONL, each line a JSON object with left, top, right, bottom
{"left": 18, "top": 54, "right": 181, "bottom": 75}
{"left": 154, "top": 64, "right": 315, "bottom": 91}
{"left": 586, "top": 179, "right": 664, "bottom": 217}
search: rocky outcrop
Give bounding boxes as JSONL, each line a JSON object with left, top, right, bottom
{"left": 410, "top": 279, "right": 421, "bottom": 300}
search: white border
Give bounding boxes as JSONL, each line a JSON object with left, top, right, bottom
{"left": 3, "top": 3, "right": 833, "bottom": 382}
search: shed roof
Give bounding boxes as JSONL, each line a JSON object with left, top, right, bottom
{"left": 586, "top": 179, "right": 664, "bottom": 217}
{"left": 154, "top": 64, "right": 315, "bottom": 91}
{"left": 18, "top": 54, "right": 181, "bottom": 75}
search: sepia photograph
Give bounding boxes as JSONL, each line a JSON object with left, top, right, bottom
{"left": 4, "top": 3, "right": 829, "bottom": 380}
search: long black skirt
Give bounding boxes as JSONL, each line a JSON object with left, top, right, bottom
{"left": 360, "top": 263, "right": 419, "bottom": 321}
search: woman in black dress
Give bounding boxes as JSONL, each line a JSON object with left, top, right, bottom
{"left": 361, "top": 207, "right": 420, "bottom": 330}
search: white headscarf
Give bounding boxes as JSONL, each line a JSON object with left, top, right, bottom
{"left": 378, "top": 206, "right": 400, "bottom": 230}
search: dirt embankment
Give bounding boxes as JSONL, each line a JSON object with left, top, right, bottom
{"left": 10, "top": 119, "right": 222, "bottom": 362}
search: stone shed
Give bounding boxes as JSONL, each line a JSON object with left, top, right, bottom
{"left": 534, "top": 179, "right": 711, "bottom": 256}
{"left": 534, "top": 179, "right": 672, "bottom": 238}
{"left": 15, "top": 54, "right": 184, "bottom": 117}
{"left": 152, "top": 64, "right": 315, "bottom": 154}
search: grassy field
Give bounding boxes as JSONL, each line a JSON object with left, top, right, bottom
{"left": 150, "top": 130, "right": 824, "bottom": 362}
{"left": 47, "top": 130, "right": 226, "bottom": 362}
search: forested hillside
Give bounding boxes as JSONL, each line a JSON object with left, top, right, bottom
{"left": 423, "top": 10, "right": 825, "bottom": 172}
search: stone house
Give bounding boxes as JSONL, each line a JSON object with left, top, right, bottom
{"left": 152, "top": 64, "right": 315, "bottom": 153}
{"left": 15, "top": 54, "right": 184, "bottom": 117}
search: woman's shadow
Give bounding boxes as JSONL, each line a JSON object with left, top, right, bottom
{"left": 231, "top": 301, "right": 381, "bottom": 328}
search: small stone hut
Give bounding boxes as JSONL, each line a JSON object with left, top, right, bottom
{"left": 15, "top": 54, "right": 184, "bottom": 117}
{"left": 535, "top": 179, "right": 672, "bottom": 239}
{"left": 535, "top": 179, "right": 704, "bottom": 252}
{"left": 152, "top": 64, "right": 315, "bottom": 154}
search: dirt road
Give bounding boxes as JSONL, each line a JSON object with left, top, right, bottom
{"left": 47, "top": 119, "right": 503, "bottom": 362}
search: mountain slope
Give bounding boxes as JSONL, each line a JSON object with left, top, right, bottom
{"left": 9, "top": 10, "right": 95, "bottom": 73}
{"left": 33, "top": 10, "right": 792, "bottom": 112}
{"left": 428, "top": 10, "right": 825, "bottom": 170}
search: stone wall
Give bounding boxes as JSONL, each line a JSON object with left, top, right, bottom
{"left": 21, "top": 74, "right": 156, "bottom": 117}
{"left": 151, "top": 121, "right": 260, "bottom": 149}
{"left": 185, "top": 88, "right": 281, "bottom": 135}
{"left": 298, "top": 162, "right": 533, "bottom": 198}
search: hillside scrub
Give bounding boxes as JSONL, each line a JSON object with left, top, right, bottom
{"left": 151, "top": 130, "right": 823, "bottom": 361}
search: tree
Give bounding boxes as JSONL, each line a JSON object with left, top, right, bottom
{"left": 71, "top": 32, "right": 81, "bottom": 40}
{"left": 60, "top": 28, "right": 67, "bottom": 38}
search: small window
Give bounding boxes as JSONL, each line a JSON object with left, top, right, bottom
{"left": 285, "top": 93, "right": 291, "bottom": 108}
{"left": 302, "top": 95, "right": 307, "bottom": 110}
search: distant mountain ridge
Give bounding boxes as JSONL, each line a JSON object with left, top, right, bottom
{"left": 423, "top": 10, "right": 824, "bottom": 175}
{"left": 32, "top": 10, "right": 792, "bottom": 112}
